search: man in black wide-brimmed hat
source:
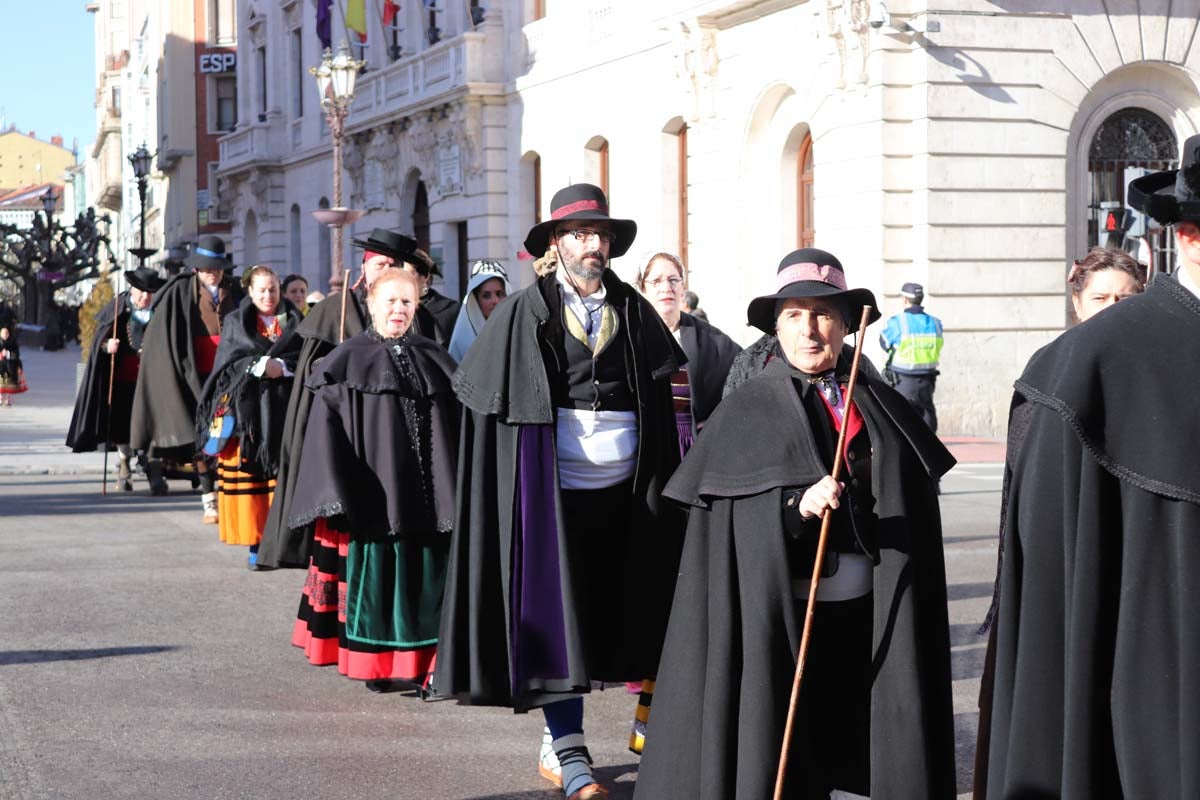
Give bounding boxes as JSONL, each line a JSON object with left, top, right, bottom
{"left": 130, "top": 235, "right": 244, "bottom": 520}
{"left": 435, "top": 183, "right": 686, "bottom": 800}
{"left": 68, "top": 267, "right": 169, "bottom": 493}
{"left": 636, "top": 248, "right": 957, "bottom": 800}
{"left": 976, "top": 136, "right": 1200, "bottom": 798}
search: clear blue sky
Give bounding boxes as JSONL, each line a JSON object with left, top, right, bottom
{"left": 0, "top": 2, "right": 98, "bottom": 161}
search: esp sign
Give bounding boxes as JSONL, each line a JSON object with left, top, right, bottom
{"left": 199, "top": 52, "right": 236, "bottom": 73}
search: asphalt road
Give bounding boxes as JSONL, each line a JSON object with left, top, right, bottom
{"left": 0, "top": 345, "right": 1001, "bottom": 799}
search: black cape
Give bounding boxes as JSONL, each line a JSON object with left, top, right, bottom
{"left": 982, "top": 274, "right": 1200, "bottom": 798}
{"left": 193, "top": 299, "right": 302, "bottom": 477}
{"left": 635, "top": 358, "right": 957, "bottom": 800}
{"left": 66, "top": 293, "right": 141, "bottom": 451}
{"left": 676, "top": 312, "right": 741, "bottom": 428}
{"left": 257, "top": 290, "right": 369, "bottom": 568}
{"left": 435, "top": 269, "right": 687, "bottom": 710}
{"left": 129, "top": 273, "right": 244, "bottom": 459}
{"left": 287, "top": 329, "right": 459, "bottom": 539}
{"left": 415, "top": 288, "right": 460, "bottom": 349}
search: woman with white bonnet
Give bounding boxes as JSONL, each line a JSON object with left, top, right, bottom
{"left": 448, "top": 259, "right": 511, "bottom": 362}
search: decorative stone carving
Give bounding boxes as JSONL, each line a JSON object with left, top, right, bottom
{"left": 826, "top": 0, "right": 871, "bottom": 88}
{"left": 343, "top": 133, "right": 367, "bottom": 208}
{"left": 248, "top": 168, "right": 271, "bottom": 220}
{"left": 674, "top": 20, "right": 719, "bottom": 121}
{"left": 371, "top": 125, "right": 402, "bottom": 201}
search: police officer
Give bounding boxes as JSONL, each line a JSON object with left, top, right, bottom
{"left": 879, "top": 282, "right": 943, "bottom": 432}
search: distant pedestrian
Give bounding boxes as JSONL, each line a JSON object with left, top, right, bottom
{"left": 0, "top": 325, "right": 27, "bottom": 404}
{"left": 195, "top": 266, "right": 301, "bottom": 569}
{"left": 288, "top": 268, "right": 458, "bottom": 692}
{"left": 129, "top": 235, "right": 245, "bottom": 522}
{"left": 67, "top": 267, "right": 169, "bottom": 493}
{"left": 879, "top": 282, "right": 943, "bottom": 432}
{"left": 681, "top": 290, "right": 707, "bottom": 320}
{"left": 281, "top": 274, "right": 311, "bottom": 316}
{"left": 448, "top": 259, "right": 510, "bottom": 362}
{"left": 1067, "top": 246, "right": 1146, "bottom": 322}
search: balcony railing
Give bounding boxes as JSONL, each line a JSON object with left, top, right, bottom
{"left": 351, "top": 32, "right": 490, "bottom": 123}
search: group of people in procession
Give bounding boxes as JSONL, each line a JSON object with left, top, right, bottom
{"left": 57, "top": 144, "right": 1197, "bottom": 798}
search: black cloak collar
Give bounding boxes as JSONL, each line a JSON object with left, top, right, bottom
{"left": 666, "top": 356, "right": 955, "bottom": 507}
{"left": 451, "top": 268, "right": 683, "bottom": 424}
{"left": 1015, "top": 274, "right": 1200, "bottom": 503}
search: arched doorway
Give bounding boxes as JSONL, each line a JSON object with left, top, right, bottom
{"left": 1087, "top": 107, "right": 1177, "bottom": 274}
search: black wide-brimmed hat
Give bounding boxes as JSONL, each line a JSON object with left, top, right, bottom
{"left": 523, "top": 183, "right": 637, "bottom": 259}
{"left": 1129, "top": 133, "right": 1200, "bottom": 224}
{"left": 183, "top": 235, "right": 235, "bottom": 271}
{"left": 124, "top": 267, "right": 166, "bottom": 293}
{"left": 350, "top": 228, "right": 435, "bottom": 274}
{"left": 746, "top": 248, "right": 880, "bottom": 334}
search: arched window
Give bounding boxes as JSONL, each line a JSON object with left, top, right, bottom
{"left": 1087, "top": 108, "right": 1176, "bottom": 274}
{"left": 662, "top": 119, "right": 689, "bottom": 265}
{"left": 798, "top": 134, "right": 814, "bottom": 248}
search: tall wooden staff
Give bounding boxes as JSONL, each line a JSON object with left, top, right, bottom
{"left": 338, "top": 264, "right": 358, "bottom": 343}
{"left": 101, "top": 272, "right": 121, "bottom": 496}
{"left": 772, "top": 304, "right": 874, "bottom": 800}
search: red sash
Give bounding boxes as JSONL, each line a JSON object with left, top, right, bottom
{"left": 193, "top": 334, "right": 221, "bottom": 376}
{"left": 114, "top": 353, "right": 141, "bottom": 383}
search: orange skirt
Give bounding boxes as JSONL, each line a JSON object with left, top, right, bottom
{"left": 216, "top": 440, "right": 274, "bottom": 546}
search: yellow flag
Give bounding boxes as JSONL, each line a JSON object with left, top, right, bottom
{"left": 346, "top": 0, "right": 367, "bottom": 41}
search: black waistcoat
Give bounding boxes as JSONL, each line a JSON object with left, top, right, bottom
{"left": 782, "top": 381, "right": 879, "bottom": 577}
{"left": 539, "top": 280, "right": 636, "bottom": 412}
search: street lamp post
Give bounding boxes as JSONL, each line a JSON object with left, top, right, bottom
{"left": 128, "top": 143, "right": 157, "bottom": 268}
{"left": 311, "top": 43, "right": 366, "bottom": 289}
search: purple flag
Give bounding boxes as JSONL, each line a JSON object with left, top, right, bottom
{"left": 316, "top": 0, "right": 332, "bottom": 49}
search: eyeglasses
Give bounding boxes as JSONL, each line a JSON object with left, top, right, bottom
{"left": 557, "top": 228, "right": 614, "bottom": 244}
{"left": 645, "top": 277, "right": 684, "bottom": 288}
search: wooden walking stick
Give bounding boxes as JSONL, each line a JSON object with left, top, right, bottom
{"left": 102, "top": 272, "right": 121, "bottom": 496}
{"left": 772, "top": 304, "right": 874, "bottom": 800}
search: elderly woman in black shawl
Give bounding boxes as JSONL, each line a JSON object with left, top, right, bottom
{"left": 195, "top": 266, "right": 301, "bottom": 568}
{"left": 288, "top": 267, "right": 459, "bottom": 693}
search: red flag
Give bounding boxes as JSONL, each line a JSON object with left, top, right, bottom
{"left": 383, "top": 0, "right": 400, "bottom": 25}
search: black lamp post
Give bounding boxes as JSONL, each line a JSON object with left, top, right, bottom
{"left": 128, "top": 143, "right": 157, "bottom": 267}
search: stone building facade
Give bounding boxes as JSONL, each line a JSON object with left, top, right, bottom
{"left": 218, "top": 0, "right": 1200, "bottom": 436}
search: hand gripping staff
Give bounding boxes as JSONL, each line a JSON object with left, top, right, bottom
{"left": 102, "top": 271, "right": 122, "bottom": 496}
{"left": 772, "top": 304, "right": 874, "bottom": 800}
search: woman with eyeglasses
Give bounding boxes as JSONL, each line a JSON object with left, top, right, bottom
{"left": 636, "top": 252, "right": 742, "bottom": 456}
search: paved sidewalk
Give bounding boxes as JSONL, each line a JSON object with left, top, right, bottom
{"left": 0, "top": 344, "right": 107, "bottom": 475}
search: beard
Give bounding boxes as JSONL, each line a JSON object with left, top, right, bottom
{"left": 562, "top": 250, "right": 607, "bottom": 282}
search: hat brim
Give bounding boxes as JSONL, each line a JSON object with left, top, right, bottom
{"left": 1127, "top": 169, "right": 1200, "bottom": 225}
{"left": 349, "top": 237, "right": 421, "bottom": 265}
{"left": 183, "top": 253, "right": 235, "bottom": 271}
{"left": 523, "top": 214, "right": 637, "bottom": 259}
{"left": 746, "top": 282, "right": 880, "bottom": 334}
{"left": 123, "top": 270, "right": 166, "bottom": 293}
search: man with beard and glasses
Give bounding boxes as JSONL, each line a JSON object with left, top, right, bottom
{"left": 436, "top": 184, "right": 687, "bottom": 800}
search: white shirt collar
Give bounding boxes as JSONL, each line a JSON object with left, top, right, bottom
{"left": 556, "top": 267, "right": 607, "bottom": 349}
{"left": 1175, "top": 262, "right": 1200, "bottom": 300}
